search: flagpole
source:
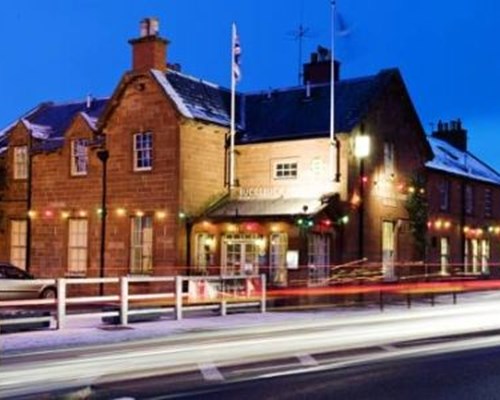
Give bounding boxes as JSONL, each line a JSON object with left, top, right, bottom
{"left": 329, "top": 0, "right": 337, "bottom": 183}
{"left": 229, "top": 22, "right": 237, "bottom": 190}
{"left": 329, "top": 0, "right": 340, "bottom": 182}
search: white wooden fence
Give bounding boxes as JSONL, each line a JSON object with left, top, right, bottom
{"left": 0, "top": 274, "right": 266, "bottom": 330}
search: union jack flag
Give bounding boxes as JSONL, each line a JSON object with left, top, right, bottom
{"left": 232, "top": 24, "right": 241, "bottom": 82}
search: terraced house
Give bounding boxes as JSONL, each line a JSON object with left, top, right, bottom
{"left": 1, "top": 18, "right": 499, "bottom": 288}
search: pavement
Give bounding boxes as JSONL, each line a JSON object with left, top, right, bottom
{"left": 3, "top": 289, "right": 500, "bottom": 357}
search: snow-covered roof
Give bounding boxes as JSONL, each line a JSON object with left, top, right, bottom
{"left": 152, "top": 69, "right": 240, "bottom": 127}
{"left": 426, "top": 136, "right": 500, "bottom": 185}
{"left": 0, "top": 98, "right": 108, "bottom": 152}
{"left": 21, "top": 120, "right": 52, "bottom": 139}
{"left": 79, "top": 111, "right": 99, "bottom": 131}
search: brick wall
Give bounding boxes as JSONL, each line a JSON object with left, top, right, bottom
{"left": 426, "top": 169, "right": 500, "bottom": 273}
{"left": 341, "top": 74, "right": 430, "bottom": 265}
{"left": 0, "top": 123, "right": 30, "bottom": 264}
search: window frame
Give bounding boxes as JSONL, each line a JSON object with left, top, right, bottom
{"left": 484, "top": 188, "right": 493, "bottom": 218}
{"left": 383, "top": 141, "right": 395, "bottom": 177}
{"left": 194, "top": 233, "right": 215, "bottom": 273}
{"left": 438, "top": 180, "right": 450, "bottom": 212}
{"left": 13, "top": 146, "right": 28, "bottom": 180}
{"left": 307, "top": 233, "right": 330, "bottom": 287}
{"left": 481, "top": 239, "right": 490, "bottom": 274}
{"left": 273, "top": 160, "right": 298, "bottom": 180}
{"left": 10, "top": 219, "right": 27, "bottom": 269}
{"left": 465, "top": 184, "right": 474, "bottom": 215}
{"left": 130, "top": 215, "right": 154, "bottom": 275}
{"left": 439, "top": 236, "right": 449, "bottom": 275}
{"left": 70, "top": 138, "right": 89, "bottom": 176}
{"left": 270, "top": 232, "right": 288, "bottom": 286}
{"left": 67, "top": 218, "right": 89, "bottom": 276}
{"left": 133, "top": 131, "right": 153, "bottom": 172}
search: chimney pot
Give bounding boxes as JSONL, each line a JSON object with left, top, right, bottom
{"left": 140, "top": 17, "right": 160, "bottom": 37}
{"left": 129, "top": 17, "right": 169, "bottom": 72}
{"left": 432, "top": 119, "right": 468, "bottom": 151}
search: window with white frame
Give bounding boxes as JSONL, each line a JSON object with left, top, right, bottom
{"left": 439, "top": 237, "right": 449, "bottom": 275}
{"left": 484, "top": 188, "right": 493, "bottom": 218}
{"left": 68, "top": 219, "right": 88, "bottom": 275}
{"left": 71, "top": 138, "right": 89, "bottom": 176}
{"left": 13, "top": 146, "right": 28, "bottom": 180}
{"left": 270, "top": 232, "right": 288, "bottom": 286}
{"left": 130, "top": 216, "right": 153, "bottom": 274}
{"left": 273, "top": 160, "right": 298, "bottom": 179}
{"left": 307, "top": 233, "right": 330, "bottom": 286}
{"left": 465, "top": 238, "right": 479, "bottom": 274}
{"left": 384, "top": 141, "right": 395, "bottom": 177}
{"left": 195, "top": 233, "right": 215, "bottom": 273}
{"left": 133, "top": 132, "right": 153, "bottom": 171}
{"left": 10, "top": 220, "right": 27, "bottom": 269}
{"left": 438, "top": 180, "right": 450, "bottom": 211}
{"left": 222, "top": 233, "right": 260, "bottom": 276}
{"left": 481, "top": 239, "right": 490, "bottom": 274}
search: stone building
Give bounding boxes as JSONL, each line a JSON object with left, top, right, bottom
{"left": 0, "top": 18, "right": 498, "bottom": 288}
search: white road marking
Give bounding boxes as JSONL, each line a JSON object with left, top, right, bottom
{"left": 380, "top": 344, "right": 397, "bottom": 352}
{"left": 297, "top": 353, "right": 319, "bottom": 366}
{"left": 199, "top": 362, "right": 225, "bottom": 381}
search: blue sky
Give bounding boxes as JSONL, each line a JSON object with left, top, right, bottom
{"left": 1, "top": 0, "right": 499, "bottom": 168}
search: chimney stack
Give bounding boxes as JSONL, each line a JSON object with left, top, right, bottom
{"left": 432, "top": 119, "right": 468, "bottom": 152}
{"left": 303, "top": 46, "right": 340, "bottom": 85}
{"left": 129, "top": 17, "right": 169, "bottom": 72}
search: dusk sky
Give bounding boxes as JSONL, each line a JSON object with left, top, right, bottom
{"left": 1, "top": 0, "right": 499, "bottom": 168}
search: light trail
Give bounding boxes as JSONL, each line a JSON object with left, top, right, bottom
{"left": 3, "top": 294, "right": 500, "bottom": 398}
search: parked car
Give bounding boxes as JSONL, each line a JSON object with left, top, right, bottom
{"left": 0, "top": 263, "right": 57, "bottom": 300}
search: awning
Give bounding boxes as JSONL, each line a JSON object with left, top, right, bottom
{"left": 206, "top": 197, "right": 329, "bottom": 218}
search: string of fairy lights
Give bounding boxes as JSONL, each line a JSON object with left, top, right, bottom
{"left": 22, "top": 181, "right": 500, "bottom": 239}
{"left": 25, "top": 208, "right": 168, "bottom": 220}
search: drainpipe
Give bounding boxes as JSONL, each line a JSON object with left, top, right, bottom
{"left": 97, "top": 148, "right": 109, "bottom": 296}
{"left": 26, "top": 133, "right": 33, "bottom": 273}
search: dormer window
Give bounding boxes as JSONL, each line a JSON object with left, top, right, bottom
{"left": 134, "top": 132, "right": 153, "bottom": 171}
{"left": 13, "top": 146, "right": 28, "bottom": 180}
{"left": 71, "top": 139, "right": 89, "bottom": 176}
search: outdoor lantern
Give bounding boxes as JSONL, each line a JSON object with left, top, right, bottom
{"left": 354, "top": 134, "right": 371, "bottom": 159}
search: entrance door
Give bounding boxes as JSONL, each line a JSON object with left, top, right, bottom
{"left": 222, "top": 234, "right": 260, "bottom": 276}
{"left": 382, "top": 221, "right": 395, "bottom": 281}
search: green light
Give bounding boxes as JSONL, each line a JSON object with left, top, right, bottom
{"left": 297, "top": 218, "right": 304, "bottom": 226}
{"left": 341, "top": 215, "right": 349, "bottom": 224}
{"left": 179, "top": 212, "right": 186, "bottom": 219}
{"left": 307, "top": 220, "right": 314, "bottom": 227}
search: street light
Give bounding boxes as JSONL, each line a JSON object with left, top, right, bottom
{"left": 96, "top": 148, "right": 109, "bottom": 296}
{"left": 354, "top": 134, "right": 370, "bottom": 260}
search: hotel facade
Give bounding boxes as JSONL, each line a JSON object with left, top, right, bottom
{"left": 1, "top": 18, "right": 500, "bottom": 288}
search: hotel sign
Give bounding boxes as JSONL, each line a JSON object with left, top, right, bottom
{"left": 238, "top": 186, "right": 287, "bottom": 199}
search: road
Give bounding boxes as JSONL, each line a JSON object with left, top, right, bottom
{"left": 3, "top": 294, "right": 500, "bottom": 399}
{"left": 143, "top": 343, "right": 500, "bottom": 400}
